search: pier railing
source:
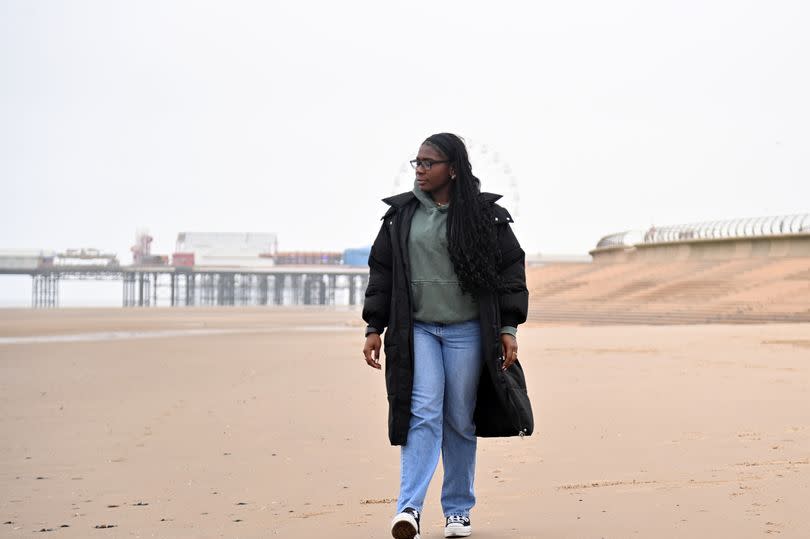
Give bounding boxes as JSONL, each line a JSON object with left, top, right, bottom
{"left": 596, "top": 213, "right": 810, "bottom": 249}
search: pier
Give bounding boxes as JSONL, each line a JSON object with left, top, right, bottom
{"left": 1, "top": 265, "right": 369, "bottom": 308}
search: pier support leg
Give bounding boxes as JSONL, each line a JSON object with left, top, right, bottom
{"left": 259, "top": 275, "right": 269, "bottom": 305}
{"left": 291, "top": 274, "right": 302, "bottom": 305}
{"left": 328, "top": 275, "right": 336, "bottom": 305}
{"left": 318, "top": 277, "right": 326, "bottom": 305}
{"left": 31, "top": 273, "right": 59, "bottom": 308}
{"left": 185, "top": 274, "right": 194, "bottom": 306}
{"left": 348, "top": 275, "right": 356, "bottom": 306}
{"left": 303, "top": 275, "right": 312, "bottom": 305}
{"left": 273, "top": 275, "right": 284, "bottom": 305}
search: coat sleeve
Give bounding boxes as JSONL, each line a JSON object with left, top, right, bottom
{"left": 497, "top": 221, "right": 529, "bottom": 329}
{"left": 362, "top": 217, "right": 394, "bottom": 332}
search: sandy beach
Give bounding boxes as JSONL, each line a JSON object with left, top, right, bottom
{"left": 1, "top": 307, "right": 808, "bottom": 538}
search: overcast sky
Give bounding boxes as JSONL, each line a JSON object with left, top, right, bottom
{"left": 2, "top": 0, "right": 809, "bottom": 266}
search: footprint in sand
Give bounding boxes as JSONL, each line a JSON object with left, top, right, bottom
{"left": 359, "top": 498, "right": 395, "bottom": 505}
{"left": 764, "top": 521, "right": 783, "bottom": 534}
{"left": 293, "top": 511, "right": 335, "bottom": 519}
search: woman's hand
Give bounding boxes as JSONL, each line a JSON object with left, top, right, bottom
{"left": 501, "top": 333, "right": 518, "bottom": 371}
{"left": 363, "top": 333, "right": 382, "bottom": 369}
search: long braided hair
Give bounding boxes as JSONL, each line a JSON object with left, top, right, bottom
{"left": 423, "top": 133, "right": 504, "bottom": 295}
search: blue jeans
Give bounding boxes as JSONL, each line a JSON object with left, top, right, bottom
{"left": 396, "top": 319, "right": 483, "bottom": 518}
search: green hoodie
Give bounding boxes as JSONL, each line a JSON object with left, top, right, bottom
{"left": 408, "top": 182, "right": 516, "bottom": 337}
{"left": 408, "top": 183, "right": 477, "bottom": 324}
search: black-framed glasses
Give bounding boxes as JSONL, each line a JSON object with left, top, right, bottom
{"left": 410, "top": 159, "right": 450, "bottom": 170}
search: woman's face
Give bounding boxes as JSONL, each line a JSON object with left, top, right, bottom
{"left": 414, "top": 143, "right": 454, "bottom": 194}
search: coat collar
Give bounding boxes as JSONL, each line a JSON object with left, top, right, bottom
{"left": 479, "top": 192, "right": 503, "bottom": 204}
{"left": 381, "top": 191, "right": 415, "bottom": 208}
{"left": 382, "top": 190, "right": 503, "bottom": 207}
{"left": 381, "top": 190, "right": 511, "bottom": 223}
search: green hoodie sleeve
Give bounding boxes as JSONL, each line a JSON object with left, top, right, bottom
{"left": 499, "top": 325, "right": 517, "bottom": 337}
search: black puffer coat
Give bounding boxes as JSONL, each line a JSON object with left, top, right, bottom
{"left": 362, "top": 190, "right": 532, "bottom": 446}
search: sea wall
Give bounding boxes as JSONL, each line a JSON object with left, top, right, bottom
{"left": 589, "top": 234, "right": 810, "bottom": 263}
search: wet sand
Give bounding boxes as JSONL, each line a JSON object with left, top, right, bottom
{"left": 1, "top": 307, "right": 808, "bottom": 538}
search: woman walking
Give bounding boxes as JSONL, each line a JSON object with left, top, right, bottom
{"left": 362, "top": 133, "right": 532, "bottom": 539}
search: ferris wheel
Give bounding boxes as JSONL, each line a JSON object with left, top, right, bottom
{"left": 392, "top": 138, "right": 521, "bottom": 217}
